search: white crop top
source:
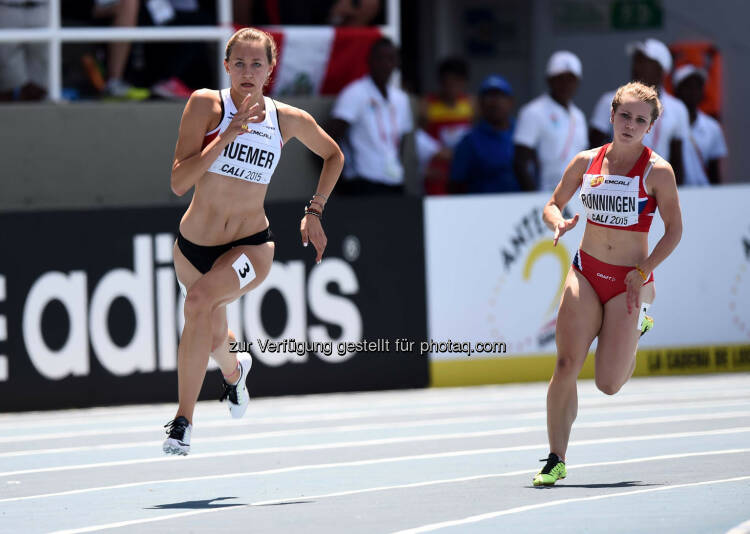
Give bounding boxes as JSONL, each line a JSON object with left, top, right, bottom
{"left": 204, "top": 89, "right": 284, "bottom": 185}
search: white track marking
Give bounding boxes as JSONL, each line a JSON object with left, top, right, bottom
{"left": 43, "top": 461, "right": 750, "bottom": 533}
{"left": 1, "top": 426, "right": 748, "bottom": 479}
{"left": 1, "top": 387, "right": 747, "bottom": 432}
{"left": 2, "top": 405, "right": 748, "bottom": 458}
{"left": 1, "top": 393, "right": 747, "bottom": 443}
{"left": 393, "top": 476, "right": 750, "bottom": 533}
{"left": 726, "top": 519, "right": 750, "bottom": 534}
{"left": 4, "top": 447, "right": 745, "bottom": 505}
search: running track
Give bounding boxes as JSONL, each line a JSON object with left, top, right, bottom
{"left": 1, "top": 373, "right": 748, "bottom": 533}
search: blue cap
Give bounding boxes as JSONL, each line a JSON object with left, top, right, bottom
{"left": 479, "top": 74, "right": 513, "bottom": 96}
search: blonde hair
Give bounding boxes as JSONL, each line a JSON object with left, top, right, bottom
{"left": 225, "top": 27, "right": 278, "bottom": 68}
{"left": 611, "top": 81, "right": 663, "bottom": 124}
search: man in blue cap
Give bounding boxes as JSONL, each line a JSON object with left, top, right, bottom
{"left": 450, "top": 74, "right": 532, "bottom": 193}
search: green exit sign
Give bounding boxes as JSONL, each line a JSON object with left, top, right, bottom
{"left": 612, "top": 0, "right": 663, "bottom": 29}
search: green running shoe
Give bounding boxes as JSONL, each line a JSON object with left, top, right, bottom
{"left": 640, "top": 314, "right": 654, "bottom": 337}
{"left": 533, "top": 453, "right": 567, "bottom": 486}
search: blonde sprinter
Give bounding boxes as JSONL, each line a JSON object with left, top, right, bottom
{"left": 163, "top": 28, "right": 343, "bottom": 455}
{"left": 533, "top": 82, "right": 682, "bottom": 485}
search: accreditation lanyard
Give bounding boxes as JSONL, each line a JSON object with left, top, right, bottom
{"left": 558, "top": 108, "right": 577, "bottom": 162}
{"left": 371, "top": 95, "right": 399, "bottom": 150}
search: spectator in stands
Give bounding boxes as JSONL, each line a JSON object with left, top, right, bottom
{"left": 673, "top": 65, "right": 728, "bottom": 185}
{"left": 589, "top": 38, "right": 689, "bottom": 183}
{"left": 0, "top": 0, "right": 48, "bottom": 102}
{"left": 143, "top": 0, "right": 216, "bottom": 99}
{"left": 61, "top": 0, "right": 145, "bottom": 99}
{"left": 327, "top": 0, "right": 382, "bottom": 26}
{"left": 513, "top": 51, "right": 588, "bottom": 192}
{"left": 420, "top": 57, "right": 474, "bottom": 195}
{"left": 327, "top": 37, "right": 413, "bottom": 195}
{"left": 233, "top": 0, "right": 381, "bottom": 26}
{"left": 450, "top": 75, "right": 529, "bottom": 194}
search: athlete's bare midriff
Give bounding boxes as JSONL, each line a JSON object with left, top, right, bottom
{"left": 179, "top": 170, "right": 269, "bottom": 245}
{"left": 580, "top": 223, "right": 649, "bottom": 266}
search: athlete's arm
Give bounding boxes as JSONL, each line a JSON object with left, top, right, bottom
{"left": 543, "top": 151, "right": 588, "bottom": 246}
{"left": 170, "top": 90, "right": 261, "bottom": 196}
{"left": 622, "top": 159, "right": 683, "bottom": 313}
{"left": 637, "top": 160, "right": 682, "bottom": 278}
{"left": 279, "top": 104, "right": 345, "bottom": 263}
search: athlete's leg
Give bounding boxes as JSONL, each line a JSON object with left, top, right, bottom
{"left": 173, "top": 242, "right": 274, "bottom": 423}
{"left": 208, "top": 306, "right": 242, "bottom": 380}
{"left": 594, "top": 282, "right": 655, "bottom": 394}
{"left": 547, "top": 268, "right": 602, "bottom": 460}
{"left": 173, "top": 244, "right": 257, "bottom": 398}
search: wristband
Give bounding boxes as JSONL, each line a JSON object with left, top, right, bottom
{"left": 634, "top": 265, "right": 648, "bottom": 281}
{"left": 304, "top": 207, "right": 322, "bottom": 219}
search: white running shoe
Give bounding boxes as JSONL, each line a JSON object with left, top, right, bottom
{"left": 220, "top": 354, "right": 252, "bottom": 418}
{"left": 163, "top": 416, "right": 192, "bottom": 456}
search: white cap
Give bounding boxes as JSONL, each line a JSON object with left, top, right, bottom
{"left": 546, "top": 50, "right": 582, "bottom": 78}
{"left": 627, "top": 38, "right": 672, "bottom": 72}
{"left": 672, "top": 64, "right": 707, "bottom": 87}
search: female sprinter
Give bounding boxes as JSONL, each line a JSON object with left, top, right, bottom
{"left": 533, "top": 81, "right": 682, "bottom": 484}
{"left": 162, "top": 28, "right": 343, "bottom": 455}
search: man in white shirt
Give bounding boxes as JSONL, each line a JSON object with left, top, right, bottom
{"left": 327, "top": 37, "right": 414, "bottom": 195}
{"left": 589, "top": 38, "right": 690, "bottom": 183}
{"left": 513, "top": 51, "right": 588, "bottom": 191}
{"left": 673, "top": 65, "right": 728, "bottom": 185}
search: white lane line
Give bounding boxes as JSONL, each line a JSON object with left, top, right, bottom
{"left": 2, "top": 404, "right": 748, "bottom": 459}
{"left": 2, "top": 392, "right": 748, "bottom": 442}
{"left": 43, "top": 453, "right": 750, "bottom": 534}
{"left": 3, "top": 444, "right": 748, "bottom": 506}
{"left": 393, "top": 476, "right": 750, "bottom": 533}
{"left": 250, "top": 448, "right": 750, "bottom": 505}
{"left": 727, "top": 519, "right": 750, "bottom": 534}
{"left": 2, "top": 387, "right": 748, "bottom": 432}
{"left": 1, "top": 375, "right": 747, "bottom": 427}
{"left": 1, "top": 425, "right": 748, "bottom": 482}
{"left": 0, "top": 415, "right": 505, "bottom": 458}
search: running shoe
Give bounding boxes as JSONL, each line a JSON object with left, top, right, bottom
{"left": 640, "top": 314, "right": 654, "bottom": 337}
{"left": 219, "top": 354, "right": 252, "bottom": 418}
{"left": 533, "top": 452, "right": 567, "bottom": 486}
{"left": 163, "top": 416, "right": 192, "bottom": 456}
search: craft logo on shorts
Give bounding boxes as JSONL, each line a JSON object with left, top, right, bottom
{"left": 590, "top": 175, "right": 605, "bottom": 188}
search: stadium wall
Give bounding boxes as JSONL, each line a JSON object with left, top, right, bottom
{"left": 0, "top": 198, "right": 429, "bottom": 411}
{"left": 425, "top": 186, "right": 750, "bottom": 386}
{"left": 0, "top": 186, "right": 748, "bottom": 411}
{"left": 0, "top": 97, "right": 419, "bottom": 212}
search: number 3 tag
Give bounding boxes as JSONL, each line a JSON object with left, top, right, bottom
{"left": 232, "top": 253, "right": 256, "bottom": 288}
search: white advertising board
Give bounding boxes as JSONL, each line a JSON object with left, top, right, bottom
{"left": 425, "top": 185, "right": 750, "bottom": 359}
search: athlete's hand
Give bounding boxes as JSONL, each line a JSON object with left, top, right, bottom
{"left": 624, "top": 269, "right": 645, "bottom": 314}
{"left": 300, "top": 214, "right": 327, "bottom": 264}
{"left": 552, "top": 214, "right": 579, "bottom": 246}
{"left": 226, "top": 94, "right": 266, "bottom": 139}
